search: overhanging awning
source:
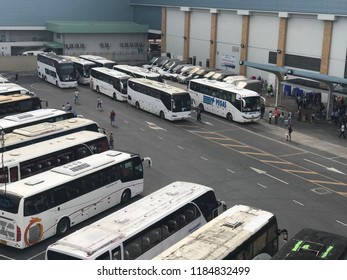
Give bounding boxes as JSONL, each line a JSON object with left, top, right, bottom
{"left": 43, "top": 41, "right": 64, "bottom": 49}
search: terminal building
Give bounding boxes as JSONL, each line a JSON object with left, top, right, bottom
{"left": 1, "top": 0, "right": 347, "bottom": 115}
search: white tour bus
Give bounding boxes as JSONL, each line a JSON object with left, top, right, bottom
{"left": 37, "top": 53, "right": 78, "bottom": 88}
{"left": 188, "top": 78, "right": 263, "bottom": 123}
{"left": 0, "top": 117, "right": 104, "bottom": 153}
{"left": 45, "top": 181, "right": 227, "bottom": 260}
{"left": 79, "top": 55, "right": 117, "bottom": 69}
{"left": 90, "top": 67, "right": 131, "bottom": 101}
{"left": 155, "top": 204, "right": 288, "bottom": 260}
{"left": 0, "top": 108, "right": 76, "bottom": 134}
{"left": 0, "top": 150, "right": 145, "bottom": 249}
{"left": 113, "top": 64, "right": 162, "bottom": 82}
{"left": 62, "top": 56, "right": 96, "bottom": 85}
{"left": 127, "top": 78, "right": 192, "bottom": 121}
{"left": 0, "top": 130, "right": 109, "bottom": 185}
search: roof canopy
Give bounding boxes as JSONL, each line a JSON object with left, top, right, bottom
{"left": 241, "top": 60, "right": 347, "bottom": 96}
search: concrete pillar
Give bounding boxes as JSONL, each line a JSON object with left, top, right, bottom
{"left": 183, "top": 11, "right": 191, "bottom": 62}
{"left": 276, "top": 17, "right": 288, "bottom": 106}
{"left": 320, "top": 20, "right": 333, "bottom": 75}
{"left": 239, "top": 15, "right": 250, "bottom": 76}
{"left": 161, "top": 7, "right": 167, "bottom": 54}
{"left": 209, "top": 12, "right": 218, "bottom": 69}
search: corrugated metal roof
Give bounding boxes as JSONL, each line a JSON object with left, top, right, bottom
{"left": 45, "top": 21, "right": 148, "bottom": 34}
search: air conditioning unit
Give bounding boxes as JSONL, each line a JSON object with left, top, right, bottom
{"left": 134, "top": 42, "right": 139, "bottom": 47}
{"left": 80, "top": 43, "right": 85, "bottom": 48}
{"left": 64, "top": 44, "right": 69, "bottom": 48}
{"left": 105, "top": 43, "right": 110, "bottom": 48}
{"left": 120, "top": 42, "right": 124, "bottom": 47}
{"left": 129, "top": 42, "right": 133, "bottom": 47}
{"left": 100, "top": 43, "right": 104, "bottom": 48}
{"left": 69, "top": 44, "right": 74, "bottom": 48}
{"left": 75, "top": 44, "right": 79, "bottom": 48}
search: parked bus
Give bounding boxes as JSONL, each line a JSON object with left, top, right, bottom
{"left": 272, "top": 228, "right": 347, "bottom": 260}
{"left": 0, "top": 150, "right": 145, "bottom": 249}
{"left": 0, "top": 108, "right": 75, "bottom": 134}
{"left": 79, "top": 55, "right": 117, "bottom": 69}
{"left": 45, "top": 181, "right": 227, "bottom": 260}
{"left": 127, "top": 78, "right": 191, "bottom": 121}
{"left": 113, "top": 65, "right": 162, "bottom": 82}
{"left": 62, "top": 56, "right": 96, "bottom": 85}
{"left": 188, "top": 79, "right": 263, "bottom": 123}
{"left": 37, "top": 53, "right": 78, "bottom": 88}
{"left": 90, "top": 67, "right": 131, "bottom": 101}
{"left": 0, "top": 83, "right": 32, "bottom": 96}
{"left": 0, "top": 117, "right": 105, "bottom": 153}
{"left": 0, "top": 94, "right": 43, "bottom": 118}
{"left": 0, "top": 130, "right": 109, "bottom": 185}
{"left": 155, "top": 204, "right": 288, "bottom": 260}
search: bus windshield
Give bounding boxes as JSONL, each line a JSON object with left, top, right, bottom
{"left": 0, "top": 192, "right": 21, "bottom": 214}
{"left": 58, "top": 64, "right": 76, "bottom": 81}
{"left": 242, "top": 96, "right": 261, "bottom": 112}
{"left": 172, "top": 93, "right": 191, "bottom": 112}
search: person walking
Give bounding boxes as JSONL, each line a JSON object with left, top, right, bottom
{"left": 268, "top": 110, "right": 272, "bottom": 124}
{"left": 274, "top": 107, "right": 280, "bottom": 125}
{"left": 110, "top": 109, "right": 116, "bottom": 125}
{"left": 196, "top": 105, "right": 202, "bottom": 121}
{"left": 339, "top": 123, "right": 346, "bottom": 139}
{"left": 109, "top": 132, "right": 114, "bottom": 149}
{"left": 96, "top": 96, "right": 103, "bottom": 111}
{"left": 73, "top": 89, "right": 79, "bottom": 104}
{"left": 260, "top": 104, "right": 265, "bottom": 119}
{"left": 286, "top": 124, "right": 293, "bottom": 141}
{"left": 14, "top": 73, "right": 18, "bottom": 83}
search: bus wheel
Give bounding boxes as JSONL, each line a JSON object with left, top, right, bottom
{"left": 160, "top": 111, "right": 165, "bottom": 119}
{"left": 113, "top": 92, "right": 117, "bottom": 101}
{"left": 135, "top": 101, "right": 140, "bottom": 109}
{"left": 56, "top": 217, "right": 70, "bottom": 235}
{"left": 227, "top": 113, "right": 233, "bottom": 121}
{"left": 96, "top": 86, "right": 100, "bottom": 93}
{"left": 121, "top": 189, "right": 131, "bottom": 204}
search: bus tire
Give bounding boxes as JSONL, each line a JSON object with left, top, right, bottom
{"left": 113, "top": 92, "right": 117, "bottom": 101}
{"left": 121, "top": 189, "right": 131, "bottom": 204}
{"left": 56, "top": 217, "right": 70, "bottom": 235}
{"left": 160, "top": 111, "right": 165, "bottom": 120}
{"left": 96, "top": 86, "right": 100, "bottom": 93}
{"left": 135, "top": 101, "right": 140, "bottom": 109}
{"left": 227, "top": 113, "right": 233, "bottom": 121}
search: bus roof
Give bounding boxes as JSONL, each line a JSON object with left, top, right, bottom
{"left": 1, "top": 130, "right": 104, "bottom": 168}
{"left": 47, "top": 181, "right": 215, "bottom": 258}
{"left": 190, "top": 78, "right": 259, "bottom": 97}
{"left": 129, "top": 78, "right": 188, "bottom": 95}
{"left": 79, "top": 55, "right": 116, "bottom": 64}
{"left": 114, "top": 65, "right": 161, "bottom": 78}
{"left": 0, "top": 83, "right": 29, "bottom": 95}
{"left": 154, "top": 204, "right": 275, "bottom": 260}
{"left": 0, "top": 94, "right": 35, "bottom": 103}
{"left": 37, "top": 53, "right": 73, "bottom": 64}
{"left": 62, "top": 55, "right": 97, "bottom": 66}
{"left": 0, "top": 150, "right": 138, "bottom": 197}
{"left": 2, "top": 118, "right": 97, "bottom": 148}
{"left": 92, "top": 67, "right": 131, "bottom": 79}
{"left": 272, "top": 228, "right": 347, "bottom": 260}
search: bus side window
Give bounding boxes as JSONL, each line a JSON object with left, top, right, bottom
{"left": 179, "top": 214, "right": 187, "bottom": 228}
{"left": 167, "top": 219, "right": 178, "bottom": 234}
{"left": 124, "top": 238, "right": 141, "bottom": 259}
{"left": 9, "top": 167, "right": 18, "bottom": 183}
{"left": 148, "top": 229, "right": 161, "bottom": 246}
{"left": 111, "top": 247, "right": 121, "bottom": 260}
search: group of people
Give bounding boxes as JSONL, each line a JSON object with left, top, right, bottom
{"left": 267, "top": 107, "right": 293, "bottom": 141}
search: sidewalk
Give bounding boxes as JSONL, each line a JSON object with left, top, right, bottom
{"left": 261, "top": 93, "right": 347, "bottom": 159}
